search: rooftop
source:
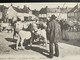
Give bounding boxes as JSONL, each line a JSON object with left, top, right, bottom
{"left": 10, "top": 4, "right": 32, "bottom": 13}
{"left": 68, "top": 4, "right": 78, "bottom": 13}
{"left": 39, "top": 6, "right": 72, "bottom": 14}
{"left": 0, "top": 5, "right": 8, "bottom": 12}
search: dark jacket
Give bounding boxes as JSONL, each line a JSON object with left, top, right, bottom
{"left": 47, "top": 19, "right": 61, "bottom": 43}
{"left": 63, "top": 23, "right": 69, "bottom": 30}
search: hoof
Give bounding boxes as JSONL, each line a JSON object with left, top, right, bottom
{"left": 44, "top": 45, "right": 47, "bottom": 47}
{"left": 20, "top": 48, "right": 25, "bottom": 50}
{"left": 21, "top": 47, "right": 25, "bottom": 50}
{"left": 30, "top": 43, "right": 32, "bottom": 47}
{"left": 15, "top": 49, "right": 18, "bottom": 51}
{"left": 30, "top": 45, "right": 32, "bottom": 47}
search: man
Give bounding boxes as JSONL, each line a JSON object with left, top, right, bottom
{"left": 59, "top": 19, "right": 64, "bottom": 32}
{"left": 62, "top": 21, "right": 70, "bottom": 41}
{"left": 47, "top": 15, "right": 61, "bottom": 58}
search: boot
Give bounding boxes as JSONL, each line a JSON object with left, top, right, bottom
{"left": 54, "top": 43, "right": 59, "bottom": 57}
{"left": 49, "top": 42, "right": 54, "bottom": 58}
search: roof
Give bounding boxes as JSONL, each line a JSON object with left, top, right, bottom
{"left": 32, "top": 10, "right": 39, "bottom": 14}
{"left": 12, "top": 6, "right": 24, "bottom": 13}
{"left": 39, "top": 7, "right": 72, "bottom": 14}
{"left": 23, "top": 5, "right": 31, "bottom": 13}
{"left": 48, "top": 8, "right": 71, "bottom": 13}
{"left": 47, "top": 8, "right": 60, "bottom": 13}
{"left": 75, "top": 8, "right": 80, "bottom": 12}
{"left": 60, "top": 8, "right": 72, "bottom": 13}
{"left": 68, "top": 4, "right": 78, "bottom": 13}
{"left": 11, "top": 5, "right": 32, "bottom": 13}
{"left": 0, "top": 5, "right": 8, "bottom": 12}
{"left": 39, "top": 7, "right": 47, "bottom": 14}
{"left": 32, "top": 9, "right": 39, "bottom": 16}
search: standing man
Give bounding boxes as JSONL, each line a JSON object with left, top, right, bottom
{"left": 62, "top": 21, "right": 70, "bottom": 41}
{"left": 47, "top": 15, "right": 61, "bottom": 58}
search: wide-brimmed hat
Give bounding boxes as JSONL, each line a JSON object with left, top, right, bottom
{"left": 50, "top": 15, "right": 57, "bottom": 19}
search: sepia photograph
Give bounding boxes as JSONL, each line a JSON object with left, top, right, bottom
{"left": 0, "top": 2, "right": 80, "bottom": 60}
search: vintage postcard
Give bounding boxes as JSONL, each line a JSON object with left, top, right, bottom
{"left": 0, "top": 3, "right": 80, "bottom": 60}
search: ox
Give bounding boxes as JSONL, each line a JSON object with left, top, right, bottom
{"left": 13, "top": 21, "right": 32, "bottom": 50}
{"left": 31, "top": 23, "right": 47, "bottom": 47}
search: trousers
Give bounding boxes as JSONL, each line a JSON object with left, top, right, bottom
{"left": 49, "top": 41, "right": 59, "bottom": 57}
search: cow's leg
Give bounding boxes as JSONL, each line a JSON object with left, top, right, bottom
{"left": 42, "top": 34, "right": 47, "bottom": 47}
{"left": 20, "top": 38, "right": 25, "bottom": 49}
{"left": 16, "top": 34, "right": 20, "bottom": 50}
{"left": 13, "top": 31, "right": 17, "bottom": 40}
{"left": 13, "top": 30, "right": 15, "bottom": 39}
{"left": 13, "top": 34, "right": 15, "bottom": 40}
{"left": 44, "top": 38, "right": 47, "bottom": 47}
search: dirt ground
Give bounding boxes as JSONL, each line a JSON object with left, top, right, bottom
{"left": 0, "top": 31, "right": 80, "bottom": 60}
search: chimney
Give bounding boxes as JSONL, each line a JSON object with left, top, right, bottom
{"left": 11, "top": 3, "right": 13, "bottom": 7}
{"left": 45, "top": 6, "right": 48, "bottom": 13}
{"left": 66, "top": 7, "right": 68, "bottom": 9}
{"left": 17, "top": 6, "right": 20, "bottom": 9}
{"left": 35, "top": 9, "right": 36, "bottom": 11}
{"left": 57, "top": 6, "right": 60, "bottom": 9}
{"left": 24, "top": 5, "right": 26, "bottom": 9}
{"left": 45, "top": 6, "right": 48, "bottom": 8}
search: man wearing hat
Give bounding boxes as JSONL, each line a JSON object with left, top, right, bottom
{"left": 47, "top": 15, "right": 60, "bottom": 58}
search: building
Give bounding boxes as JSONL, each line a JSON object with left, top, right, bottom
{"left": 0, "top": 5, "right": 7, "bottom": 22}
{"left": 6, "top": 4, "right": 33, "bottom": 23}
{"left": 39, "top": 6, "right": 47, "bottom": 22}
{"left": 32, "top": 9, "right": 39, "bottom": 17}
{"left": 67, "top": 4, "right": 78, "bottom": 22}
{"left": 23, "top": 5, "right": 32, "bottom": 21}
{"left": 6, "top": 4, "right": 17, "bottom": 23}
{"left": 39, "top": 6, "right": 71, "bottom": 22}
{"left": 67, "top": 4, "right": 80, "bottom": 22}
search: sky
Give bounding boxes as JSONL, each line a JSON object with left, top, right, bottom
{"left": 0, "top": 3, "right": 78, "bottom": 10}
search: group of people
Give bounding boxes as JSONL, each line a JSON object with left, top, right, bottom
{"left": 12, "top": 14, "right": 70, "bottom": 58}
{"left": 59, "top": 19, "right": 70, "bottom": 40}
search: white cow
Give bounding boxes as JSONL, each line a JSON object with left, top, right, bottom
{"left": 14, "top": 21, "right": 32, "bottom": 50}
{"left": 16, "top": 30, "right": 32, "bottom": 50}
{"left": 37, "top": 29, "right": 47, "bottom": 46}
{"left": 32, "top": 23, "right": 47, "bottom": 47}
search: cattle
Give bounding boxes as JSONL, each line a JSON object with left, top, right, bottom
{"left": 16, "top": 30, "right": 32, "bottom": 50}
{"left": 13, "top": 21, "right": 32, "bottom": 50}
{"left": 14, "top": 21, "right": 48, "bottom": 50}
{"left": 31, "top": 23, "right": 47, "bottom": 47}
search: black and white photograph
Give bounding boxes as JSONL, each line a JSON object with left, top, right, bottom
{"left": 0, "top": 3, "right": 80, "bottom": 60}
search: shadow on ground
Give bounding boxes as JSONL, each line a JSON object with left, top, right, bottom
{"left": 59, "top": 39, "right": 80, "bottom": 47}
{"left": 29, "top": 46, "right": 50, "bottom": 58}
{"left": 5, "top": 38, "right": 17, "bottom": 43}
{"left": 5, "top": 38, "right": 45, "bottom": 49}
